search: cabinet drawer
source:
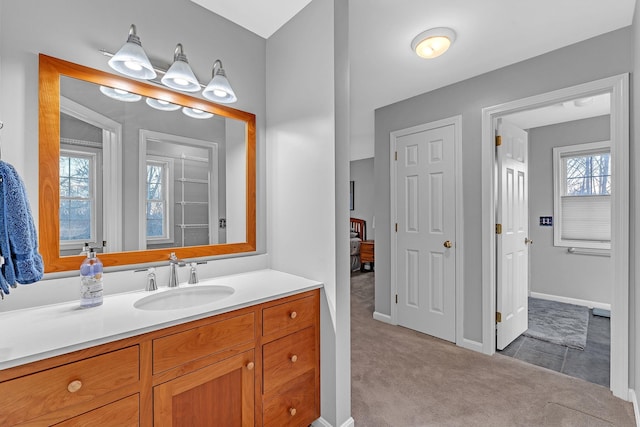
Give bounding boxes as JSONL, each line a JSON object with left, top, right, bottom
{"left": 53, "top": 393, "right": 139, "bottom": 426}
{"left": 0, "top": 346, "right": 139, "bottom": 426}
{"left": 153, "top": 312, "right": 255, "bottom": 374}
{"left": 262, "top": 295, "right": 316, "bottom": 337}
{"left": 263, "top": 327, "right": 316, "bottom": 393}
{"left": 263, "top": 370, "right": 317, "bottom": 427}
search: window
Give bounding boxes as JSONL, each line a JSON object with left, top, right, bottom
{"left": 145, "top": 157, "right": 173, "bottom": 243}
{"left": 59, "top": 151, "right": 96, "bottom": 245}
{"left": 553, "top": 141, "right": 611, "bottom": 249}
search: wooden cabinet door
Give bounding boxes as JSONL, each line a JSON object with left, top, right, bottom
{"left": 153, "top": 350, "right": 254, "bottom": 427}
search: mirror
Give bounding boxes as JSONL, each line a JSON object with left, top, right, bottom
{"left": 39, "top": 55, "right": 256, "bottom": 273}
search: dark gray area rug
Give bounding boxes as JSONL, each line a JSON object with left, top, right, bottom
{"left": 524, "top": 297, "right": 589, "bottom": 350}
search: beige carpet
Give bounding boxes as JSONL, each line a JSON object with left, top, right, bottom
{"left": 350, "top": 272, "right": 636, "bottom": 426}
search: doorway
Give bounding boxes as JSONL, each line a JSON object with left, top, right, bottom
{"left": 495, "top": 95, "right": 613, "bottom": 387}
{"left": 481, "top": 74, "right": 629, "bottom": 399}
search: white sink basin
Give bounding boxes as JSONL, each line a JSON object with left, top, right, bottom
{"left": 134, "top": 285, "right": 235, "bottom": 311}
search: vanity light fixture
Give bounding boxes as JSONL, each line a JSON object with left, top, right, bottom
{"left": 108, "top": 25, "right": 157, "bottom": 80}
{"left": 145, "top": 97, "right": 181, "bottom": 111}
{"left": 182, "top": 107, "right": 214, "bottom": 119}
{"left": 202, "top": 60, "right": 237, "bottom": 104}
{"left": 103, "top": 25, "right": 238, "bottom": 103}
{"left": 99, "top": 85, "right": 142, "bottom": 102}
{"left": 161, "top": 44, "right": 200, "bottom": 92}
{"left": 411, "top": 27, "right": 456, "bottom": 59}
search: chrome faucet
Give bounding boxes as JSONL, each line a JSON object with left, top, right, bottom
{"left": 188, "top": 262, "right": 198, "bottom": 284}
{"left": 187, "top": 261, "right": 208, "bottom": 284}
{"left": 134, "top": 267, "right": 158, "bottom": 291}
{"left": 168, "top": 253, "right": 185, "bottom": 288}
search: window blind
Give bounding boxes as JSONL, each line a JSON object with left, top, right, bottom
{"left": 560, "top": 195, "right": 610, "bottom": 242}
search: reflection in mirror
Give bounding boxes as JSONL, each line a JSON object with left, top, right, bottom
{"left": 39, "top": 55, "right": 256, "bottom": 273}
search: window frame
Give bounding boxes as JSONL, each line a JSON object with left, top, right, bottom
{"left": 145, "top": 155, "right": 174, "bottom": 245}
{"left": 59, "top": 148, "right": 99, "bottom": 251}
{"left": 553, "top": 140, "right": 611, "bottom": 250}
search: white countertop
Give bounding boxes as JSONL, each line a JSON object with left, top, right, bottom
{"left": 0, "top": 269, "right": 322, "bottom": 370}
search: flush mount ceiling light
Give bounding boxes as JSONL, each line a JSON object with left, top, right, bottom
{"left": 108, "top": 25, "right": 157, "bottom": 80}
{"left": 161, "top": 44, "right": 200, "bottom": 92}
{"left": 202, "top": 60, "right": 237, "bottom": 104}
{"left": 182, "top": 107, "right": 214, "bottom": 119}
{"left": 99, "top": 86, "right": 142, "bottom": 102}
{"left": 145, "top": 97, "right": 182, "bottom": 111}
{"left": 411, "top": 27, "right": 456, "bottom": 59}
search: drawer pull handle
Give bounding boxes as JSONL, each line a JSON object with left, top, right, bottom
{"left": 246, "top": 362, "right": 255, "bottom": 370}
{"left": 290, "top": 355, "right": 298, "bottom": 363}
{"left": 290, "top": 311, "right": 297, "bottom": 319}
{"left": 67, "top": 380, "right": 82, "bottom": 393}
{"left": 289, "top": 407, "right": 297, "bottom": 416}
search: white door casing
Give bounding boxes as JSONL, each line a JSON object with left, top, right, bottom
{"left": 496, "top": 119, "right": 529, "bottom": 350}
{"left": 480, "top": 74, "right": 629, "bottom": 399}
{"left": 393, "top": 122, "right": 456, "bottom": 342}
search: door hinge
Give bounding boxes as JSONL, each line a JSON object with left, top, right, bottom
{"left": 395, "top": 151, "right": 398, "bottom": 161}
{"left": 395, "top": 294, "right": 398, "bottom": 304}
{"left": 495, "top": 135, "right": 502, "bottom": 147}
{"left": 496, "top": 312, "right": 502, "bottom": 323}
{"left": 495, "top": 223, "right": 502, "bottom": 235}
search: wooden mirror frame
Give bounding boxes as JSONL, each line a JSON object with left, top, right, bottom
{"left": 39, "top": 54, "right": 256, "bottom": 273}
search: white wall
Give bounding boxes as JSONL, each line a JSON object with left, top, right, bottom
{"left": 632, "top": 0, "right": 639, "bottom": 401}
{"left": 0, "top": 0, "right": 269, "bottom": 310}
{"left": 528, "top": 116, "right": 612, "bottom": 304}
{"left": 266, "top": 0, "right": 351, "bottom": 424}
{"left": 374, "top": 28, "right": 634, "bottom": 344}
{"left": 350, "top": 157, "right": 375, "bottom": 239}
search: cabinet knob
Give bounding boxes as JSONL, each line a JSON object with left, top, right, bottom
{"left": 67, "top": 380, "right": 82, "bottom": 393}
{"left": 289, "top": 408, "right": 297, "bottom": 416}
{"left": 246, "top": 362, "right": 255, "bottom": 370}
{"left": 290, "top": 311, "right": 297, "bottom": 319}
{"left": 290, "top": 355, "right": 298, "bottom": 363}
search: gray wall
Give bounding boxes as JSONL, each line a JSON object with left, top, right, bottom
{"left": 350, "top": 157, "right": 374, "bottom": 239}
{"left": 528, "top": 116, "right": 612, "bottom": 304}
{"left": 375, "top": 27, "right": 634, "bottom": 344}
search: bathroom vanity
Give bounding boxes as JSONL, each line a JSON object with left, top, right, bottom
{"left": 0, "top": 270, "right": 321, "bottom": 426}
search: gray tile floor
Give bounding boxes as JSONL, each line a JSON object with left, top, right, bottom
{"left": 497, "top": 309, "right": 610, "bottom": 387}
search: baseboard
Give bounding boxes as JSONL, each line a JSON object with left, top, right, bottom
{"left": 630, "top": 389, "right": 640, "bottom": 427}
{"left": 313, "top": 416, "right": 355, "bottom": 427}
{"left": 373, "top": 311, "right": 393, "bottom": 324}
{"left": 458, "top": 338, "right": 484, "bottom": 353}
{"left": 529, "top": 292, "right": 611, "bottom": 311}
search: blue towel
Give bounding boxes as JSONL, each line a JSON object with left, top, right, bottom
{"left": 0, "top": 161, "right": 44, "bottom": 295}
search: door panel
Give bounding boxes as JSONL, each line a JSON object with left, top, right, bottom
{"left": 396, "top": 124, "right": 456, "bottom": 342}
{"left": 496, "top": 119, "right": 529, "bottom": 350}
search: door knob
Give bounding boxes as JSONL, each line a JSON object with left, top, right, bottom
{"left": 525, "top": 238, "right": 533, "bottom": 245}
{"left": 443, "top": 240, "right": 452, "bottom": 249}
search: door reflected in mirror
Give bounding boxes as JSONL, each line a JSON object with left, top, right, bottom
{"left": 40, "top": 55, "right": 256, "bottom": 272}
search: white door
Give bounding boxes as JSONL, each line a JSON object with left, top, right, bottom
{"left": 395, "top": 124, "right": 456, "bottom": 342}
{"left": 496, "top": 119, "right": 530, "bottom": 350}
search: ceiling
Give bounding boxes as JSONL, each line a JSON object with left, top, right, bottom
{"left": 192, "top": 0, "right": 636, "bottom": 159}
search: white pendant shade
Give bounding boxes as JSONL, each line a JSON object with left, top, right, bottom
{"left": 146, "top": 97, "right": 181, "bottom": 111}
{"left": 99, "top": 86, "right": 142, "bottom": 102}
{"left": 108, "top": 25, "right": 157, "bottom": 80}
{"left": 182, "top": 107, "right": 214, "bottom": 119}
{"left": 161, "top": 44, "right": 200, "bottom": 92}
{"left": 203, "top": 60, "right": 237, "bottom": 104}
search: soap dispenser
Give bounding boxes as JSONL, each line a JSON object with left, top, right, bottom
{"left": 80, "top": 247, "right": 103, "bottom": 308}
